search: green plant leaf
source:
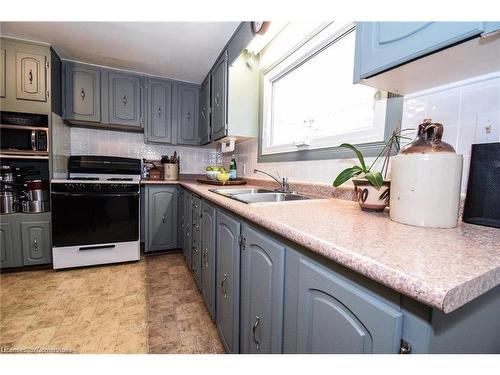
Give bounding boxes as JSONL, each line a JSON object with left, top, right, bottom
{"left": 364, "top": 171, "right": 384, "bottom": 189}
{"left": 333, "top": 166, "right": 363, "bottom": 187}
{"left": 339, "top": 143, "right": 367, "bottom": 172}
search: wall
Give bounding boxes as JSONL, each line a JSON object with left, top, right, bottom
{"left": 223, "top": 72, "right": 500, "bottom": 193}
{"left": 70, "top": 127, "right": 220, "bottom": 175}
{"left": 51, "top": 113, "right": 71, "bottom": 178}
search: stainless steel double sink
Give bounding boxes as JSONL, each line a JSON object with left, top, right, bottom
{"left": 209, "top": 188, "right": 317, "bottom": 204}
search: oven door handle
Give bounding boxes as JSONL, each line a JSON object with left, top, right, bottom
{"left": 51, "top": 191, "right": 139, "bottom": 197}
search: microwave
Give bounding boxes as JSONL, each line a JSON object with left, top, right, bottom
{"left": 0, "top": 111, "right": 49, "bottom": 158}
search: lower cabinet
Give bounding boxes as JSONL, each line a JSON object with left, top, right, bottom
{"left": 183, "top": 190, "right": 192, "bottom": 266}
{"left": 144, "top": 186, "right": 178, "bottom": 252}
{"left": 201, "top": 200, "right": 216, "bottom": 321}
{"left": 216, "top": 210, "right": 241, "bottom": 354}
{"left": 21, "top": 220, "right": 51, "bottom": 266}
{"left": 0, "top": 213, "right": 51, "bottom": 269}
{"left": 283, "top": 248, "right": 403, "bottom": 354}
{"left": 240, "top": 224, "right": 285, "bottom": 354}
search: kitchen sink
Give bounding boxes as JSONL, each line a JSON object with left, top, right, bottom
{"left": 209, "top": 188, "right": 273, "bottom": 196}
{"left": 210, "top": 188, "right": 315, "bottom": 204}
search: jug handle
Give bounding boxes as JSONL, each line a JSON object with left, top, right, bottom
{"left": 424, "top": 123, "right": 443, "bottom": 146}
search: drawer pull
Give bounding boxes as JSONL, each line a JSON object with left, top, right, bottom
{"left": 123, "top": 95, "right": 128, "bottom": 106}
{"left": 28, "top": 70, "right": 33, "bottom": 84}
{"left": 33, "top": 238, "right": 38, "bottom": 250}
{"left": 81, "top": 88, "right": 86, "bottom": 100}
{"left": 252, "top": 315, "right": 261, "bottom": 351}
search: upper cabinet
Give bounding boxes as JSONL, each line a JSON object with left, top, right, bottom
{"left": 198, "top": 77, "right": 211, "bottom": 145}
{"left": 145, "top": 78, "right": 172, "bottom": 144}
{"left": 64, "top": 62, "right": 101, "bottom": 123}
{"left": 210, "top": 51, "right": 228, "bottom": 142}
{"left": 176, "top": 84, "right": 199, "bottom": 145}
{"left": 0, "top": 38, "right": 52, "bottom": 114}
{"left": 354, "top": 22, "right": 500, "bottom": 94}
{"left": 108, "top": 72, "right": 142, "bottom": 128}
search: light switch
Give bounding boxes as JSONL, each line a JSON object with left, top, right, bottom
{"left": 475, "top": 110, "right": 500, "bottom": 143}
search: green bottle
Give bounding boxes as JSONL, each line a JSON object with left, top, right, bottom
{"left": 229, "top": 154, "right": 237, "bottom": 180}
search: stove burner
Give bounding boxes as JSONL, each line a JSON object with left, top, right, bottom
{"left": 107, "top": 177, "right": 133, "bottom": 181}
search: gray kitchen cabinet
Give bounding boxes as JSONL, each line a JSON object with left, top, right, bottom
{"left": 283, "top": 247, "right": 403, "bottom": 354}
{"left": 210, "top": 51, "right": 228, "bottom": 142}
{"left": 108, "top": 72, "right": 142, "bottom": 128}
{"left": 216, "top": 210, "right": 241, "bottom": 354}
{"left": 145, "top": 78, "right": 172, "bottom": 143}
{"left": 201, "top": 200, "right": 217, "bottom": 321}
{"left": 145, "top": 185, "right": 178, "bottom": 252}
{"left": 0, "top": 221, "right": 15, "bottom": 268}
{"left": 64, "top": 62, "right": 101, "bottom": 123}
{"left": 0, "top": 38, "right": 51, "bottom": 114}
{"left": 0, "top": 213, "right": 51, "bottom": 269}
{"left": 354, "top": 22, "right": 486, "bottom": 82}
{"left": 183, "top": 190, "right": 193, "bottom": 266}
{"left": 0, "top": 48, "right": 6, "bottom": 98}
{"left": 15, "top": 51, "right": 47, "bottom": 102}
{"left": 178, "top": 188, "right": 185, "bottom": 252}
{"left": 191, "top": 195, "right": 202, "bottom": 287}
{"left": 176, "top": 84, "right": 199, "bottom": 145}
{"left": 198, "top": 77, "right": 211, "bottom": 145}
{"left": 20, "top": 220, "right": 51, "bottom": 266}
{"left": 240, "top": 224, "right": 285, "bottom": 354}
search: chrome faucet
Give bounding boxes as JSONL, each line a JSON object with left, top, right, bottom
{"left": 253, "top": 169, "right": 290, "bottom": 193}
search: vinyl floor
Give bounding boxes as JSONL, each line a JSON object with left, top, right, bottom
{"left": 0, "top": 252, "right": 224, "bottom": 354}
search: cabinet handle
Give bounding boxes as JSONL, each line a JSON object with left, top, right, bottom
{"left": 187, "top": 112, "right": 191, "bottom": 121}
{"left": 158, "top": 107, "right": 162, "bottom": 117}
{"left": 33, "top": 238, "right": 38, "bottom": 250}
{"left": 193, "top": 223, "right": 199, "bottom": 230}
{"left": 28, "top": 69, "right": 33, "bottom": 84}
{"left": 193, "top": 246, "right": 198, "bottom": 255}
{"left": 81, "top": 88, "right": 86, "bottom": 100}
{"left": 193, "top": 203, "right": 198, "bottom": 209}
{"left": 123, "top": 95, "right": 128, "bottom": 106}
{"left": 201, "top": 108, "right": 206, "bottom": 120}
{"left": 162, "top": 214, "right": 166, "bottom": 224}
{"left": 203, "top": 249, "right": 208, "bottom": 267}
{"left": 252, "top": 315, "right": 261, "bottom": 350}
{"left": 214, "top": 93, "right": 220, "bottom": 106}
{"left": 221, "top": 273, "right": 228, "bottom": 299}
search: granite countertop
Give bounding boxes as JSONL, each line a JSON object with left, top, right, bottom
{"left": 141, "top": 179, "right": 500, "bottom": 313}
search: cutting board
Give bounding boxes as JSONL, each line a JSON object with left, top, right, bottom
{"left": 196, "top": 178, "right": 247, "bottom": 186}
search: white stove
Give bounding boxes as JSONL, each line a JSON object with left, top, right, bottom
{"left": 51, "top": 156, "right": 142, "bottom": 269}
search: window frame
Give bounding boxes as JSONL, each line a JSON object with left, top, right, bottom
{"left": 258, "top": 22, "right": 403, "bottom": 163}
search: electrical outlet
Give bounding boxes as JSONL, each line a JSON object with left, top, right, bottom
{"left": 242, "top": 163, "right": 246, "bottom": 175}
{"left": 475, "top": 110, "right": 500, "bottom": 143}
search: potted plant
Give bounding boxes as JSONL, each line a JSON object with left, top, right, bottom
{"left": 333, "top": 127, "right": 412, "bottom": 212}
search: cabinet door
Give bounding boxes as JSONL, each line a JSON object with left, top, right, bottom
{"left": 0, "top": 48, "right": 6, "bottom": 98}
{"left": 284, "top": 248, "right": 403, "bottom": 354}
{"left": 216, "top": 210, "right": 241, "bottom": 353}
{"left": 201, "top": 200, "right": 217, "bottom": 321}
{"left": 240, "top": 225, "right": 285, "bottom": 354}
{"left": 177, "top": 84, "right": 199, "bottom": 145}
{"left": 183, "top": 191, "right": 192, "bottom": 266}
{"left": 0, "top": 221, "right": 15, "bottom": 268}
{"left": 20, "top": 220, "right": 51, "bottom": 266}
{"left": 16, "top": 52, "right": 47, "bottom": 102}
{"left": 355, "top": 22, "right": 484, "bottom": 80}
{"left": 64, "top": 63, "right": 101, "bottom": 122}
{"left": 145, "top": 78, "right": 172, "bottom": 143}
{"left": 146, "top": 186, "right": 178, "bottom": 252}
{"left": 210, "top": 52, "right": 228, "bottom": 141}
{"left": 198, "top": 77, "right": 211, "bottom": 145}
{"left": 109, "top": 72, "right": 142, "bottom": 127}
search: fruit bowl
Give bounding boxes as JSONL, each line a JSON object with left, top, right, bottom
{"left": 206, "top": 171, "right": 218, "bottom": 180}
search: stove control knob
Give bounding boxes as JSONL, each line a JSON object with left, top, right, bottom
{"left": 94, "top": 184, "right": 101, "bottom": 191}
{"left": 77, "top": 184, "right": 86, "bottom": 191}
{"left": 66, "top": 184, "right": 74, "bottom": 191}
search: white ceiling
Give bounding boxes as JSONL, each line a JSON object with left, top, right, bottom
{"left": 0, "top": 22, "right": 240, "bottom": 84}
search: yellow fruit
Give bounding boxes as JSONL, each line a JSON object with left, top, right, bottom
{"left": 216, "top": 172, "right": 230, "bottom": 182}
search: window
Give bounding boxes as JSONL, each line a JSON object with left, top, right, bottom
{"left": 259, "top": 22, "right": 401, "bottom": 162}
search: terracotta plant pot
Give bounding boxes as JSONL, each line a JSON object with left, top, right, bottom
{"left": 352, "top": 178, "right": 390, "bottom": 212}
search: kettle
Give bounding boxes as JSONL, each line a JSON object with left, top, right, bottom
{"left": 390, "top": 119, "right": 463, "bottom": 228}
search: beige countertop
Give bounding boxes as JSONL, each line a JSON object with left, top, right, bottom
{"left": 141, "top": 179, "right": 500, "bottom": 313}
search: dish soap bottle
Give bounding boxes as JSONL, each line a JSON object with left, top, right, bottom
{"left": 229, "top": 154, "right": 237, "bottom": 180}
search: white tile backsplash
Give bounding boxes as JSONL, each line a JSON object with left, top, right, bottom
{"left": 224, "top": 71, "right": 500, "bottom": 193}
{"left": 69, "top": 127, "right": 218, "bottom": 175}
